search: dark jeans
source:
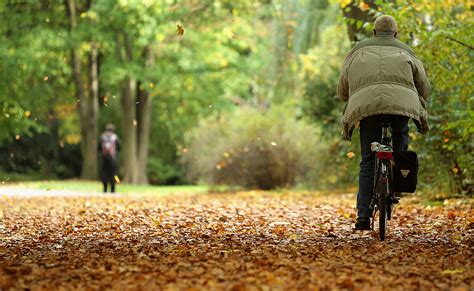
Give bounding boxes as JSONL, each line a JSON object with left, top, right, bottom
{"left": 357, "top": 115, "right": 409, "bottom": 218}
{"left": 101, "top": 158, "right": 117, "bottom": 193}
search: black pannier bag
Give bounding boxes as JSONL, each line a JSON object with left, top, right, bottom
{"left": 393, "top": 151, "right": 419, "bottom": 193}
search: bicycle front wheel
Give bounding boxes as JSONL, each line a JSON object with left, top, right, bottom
{"left": 378, "top": 181, "right": 388, "bottom": 241}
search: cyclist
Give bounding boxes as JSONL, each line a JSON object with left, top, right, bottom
{"left": 337, "top": 15, "right": 430, "bottom": 230}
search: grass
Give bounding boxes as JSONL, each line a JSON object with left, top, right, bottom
{"left": 4, "top": 179, "right": 208, "bottom": 195}
{"left": 0, "top": 172, "right": 46, "bottom": 182}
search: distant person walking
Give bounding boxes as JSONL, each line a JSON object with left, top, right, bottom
{"left": 98, "top": 123, "right": 120, "bottom": 193}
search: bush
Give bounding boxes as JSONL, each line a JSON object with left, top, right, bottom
{"left": 147, "top": 157, "right": 182, "bottom": 185}
{"left": 182, "top": 106, "right": 324, "bottom": 189}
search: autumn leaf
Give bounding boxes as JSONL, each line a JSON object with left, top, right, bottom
{"left": 359, "top": 1, "right": 370, "bottom": 11}
{"left": 0, "top": 191, "right": 472, "bottom": 289}
{"left": 441, "top": 269, "right": 464, "bottom": 276}
{"left": 346, "top": 151, "right": 355, "bottom": 158}
{"left": 339, "top": 0, "right": 352, "bottom": 9}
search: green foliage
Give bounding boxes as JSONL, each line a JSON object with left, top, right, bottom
{"left": 377, "top": 0, "right": 473, "bottom": 194}
{"left": 297, "top": 6, "right": 361, "bottom": 189}
{"left": 0, "top": 130, "right": 81, "bottom": 179}
{"left": 0, "top": 1, "right": 263, "bottom": 183}
{"left": 0, "top": 3, "right": 70, "bottom": 142}
{"left": 182, "top": 106, "right": 325, "bottom": 189}
{"left": 300, "top": 22, "right": 350, "bottom": 128}
{"left": 0, "top": 0, "right": 470, "bottom": 195}
{"left": 147, "top": 157, "right": 182, "bottom": 185}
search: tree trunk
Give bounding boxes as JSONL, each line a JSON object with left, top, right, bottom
{"left": 118, "top": 32, "right": 140, "bottom": 184}
{"left": 83, "top": 44, "right": 99, "bottom": 179}
{"left": 66, "top": 0, "right": 98, "bottom": 179}
{"left": 342, "top": 0, "right": 377, "bottom": 42}
{"left": 343, "top": 0, "right": 377, "bottom": 42}
{"left": 136, "top": 45, "right": 155, "bottom": 184}
{"left": 121, "top": 78, "right": 139, "bottom": 183}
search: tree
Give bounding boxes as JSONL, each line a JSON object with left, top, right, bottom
{"left": 93, "top": 0, "right": 260, "bottom": 184}
{"left": 378, "top": 0, "right": 473, "bottom": 194}
{"left": 340, "top": 0, "right": 378, "bottom": 42}
{"left": 65, "top": 0, "right": 99, "bottom": 180}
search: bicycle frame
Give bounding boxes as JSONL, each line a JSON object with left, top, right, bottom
{"left": 370, "top": 123, "right": 394, "bottom": 240}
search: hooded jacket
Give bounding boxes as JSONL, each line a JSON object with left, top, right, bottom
{"left": 337, "top": 33, "right": 430, "bottom": 141}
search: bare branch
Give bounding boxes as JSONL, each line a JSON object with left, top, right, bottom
{"left": 447, "top": 37, "right": 474, "bottom": 50}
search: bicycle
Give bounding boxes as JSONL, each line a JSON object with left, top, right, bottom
{"left": 370, "top": 123, "right": 398, "bottom": 241}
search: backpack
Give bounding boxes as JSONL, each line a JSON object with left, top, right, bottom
{"left": 101, "top": 133, "right": 117, "bottom": 160}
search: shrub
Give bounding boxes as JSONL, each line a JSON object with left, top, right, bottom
{"left": 182, "top": 106, "right": 323, "bottom": 189}
{"left": 147, "top": 157, "right": 182, "bottom": 185}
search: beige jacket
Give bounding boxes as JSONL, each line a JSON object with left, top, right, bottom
{"left": 337, "top": 34, "right": 430, "bottom": 140}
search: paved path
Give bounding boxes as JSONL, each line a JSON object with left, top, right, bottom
{"left": 0, "top": 186, "right": 108, "bottom": 198}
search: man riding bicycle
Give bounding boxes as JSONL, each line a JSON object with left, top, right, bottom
{"left": 337, "top": 15, "right": 430, "bottom": 230}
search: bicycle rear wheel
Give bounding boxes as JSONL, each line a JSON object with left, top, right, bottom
{"left": 378, "top": 180, "right": 388, "bottom": 241}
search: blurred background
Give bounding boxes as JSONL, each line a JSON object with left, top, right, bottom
{"left": 0, "top": 0, "right": 471, "bottom": 196}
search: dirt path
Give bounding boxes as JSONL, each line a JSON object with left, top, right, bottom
{"left": 0, "top": 191, "right": 472, "bottom": 290}
{"left": 0, "top": 186, "right": 106, "bottom": 198}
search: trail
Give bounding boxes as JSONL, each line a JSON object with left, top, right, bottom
{"left": 0, "top": 191, "right": 472, "bottom": 290}
{"left": 0, "top": 186, "right": 106, "bottom": 198}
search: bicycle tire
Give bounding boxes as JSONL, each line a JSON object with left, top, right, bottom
{"left": 378, "top": 179, "right": 388, "bottom": 241}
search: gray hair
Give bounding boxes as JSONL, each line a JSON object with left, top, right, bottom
{"left": 374, "top": 15, "right": 398, "bottom": 34}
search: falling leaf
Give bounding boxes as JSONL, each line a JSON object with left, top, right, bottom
{"left": 451, "top": 168, "right": 459, "bottom": 174}
{"left": 43, "top": 76, "right": 49, "bottom": 81}
{"left": 24, "top": 111, "right": 31, "bottom": 117}
{"left": 271, "top": 142, "right": 277, "bottom": 146}
{"left": 133, "top": 120, "right": 138, "bottom": 126}
{"left": 346, "top": 152, "right": 355, "bottom": 158}
{"left": 114, "top": 175, "right": 121, "bottom": 184}
{"left": 15, "top": 135, "right": 20, "bottom": 140}
{"left": 176, "top": 24, "right": 184, "bottom": 36}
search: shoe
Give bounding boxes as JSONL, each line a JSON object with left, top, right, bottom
{"left": 355, "top": 217, "right": 371, "bottom": 230}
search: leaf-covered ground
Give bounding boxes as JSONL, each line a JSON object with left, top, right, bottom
{"left": 0, "top": 191, "right": 472, "bottom": 290}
